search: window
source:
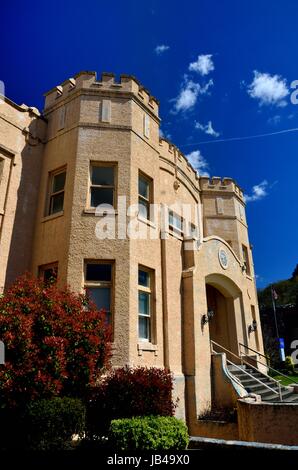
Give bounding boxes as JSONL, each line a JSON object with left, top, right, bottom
{"left": 168, "top": 210, "right": 183, "bottom": 234}
{"left": 84, "top": 261, "right": 113, "bottom": 325}
{"left": 48, "top": 169, "right": 66, "bottom": 215}
{"left": 242, "top": 245, "right": 251, "bottom": 276}
{"left": 39, "top": 263, "right": 58, "bottom": 284}
{"left": 90, "top": 164, "right": 116, "bottom": 208}
{"left": 138, "top": 267, "right": 154, "bottom": 342}
{"left": 138, "top": 173, "right": 152, "bottom": 220}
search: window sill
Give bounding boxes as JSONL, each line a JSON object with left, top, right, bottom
{"left": 137, "top": 216, "right": 156, "bottom": 229}
{"left": 137, "top": 342, "right": 158, "bottom": 356}
{"left": 162, "top": 229, "right": 184, "bottom": 241}
{"left": 83, "top": 208, "right": 118, "bottom": 216}
{"left": 41, "top": 211, "right": 64, "bottom": 222}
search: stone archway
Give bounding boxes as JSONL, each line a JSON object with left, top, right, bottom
{"left": 205, "top": 273, "right": 245, "bottom": 359}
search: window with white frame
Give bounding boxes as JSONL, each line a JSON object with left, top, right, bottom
{"left": 138, "top": 267, "right": 154, "bottom": 342}
{"left": 84, "top": 261, "right": 113, "bottom": 325}
{"left": 138, "top": 172, "right": 152, "bottom": 220}
{"left": 47, "top": 168, "right": 66, "bottom": 216}
{"left": 168, "top": 210, "right": 183, "bottom": 234}
{"left": 90, "top": 164, "right": 116, "bottom": 208}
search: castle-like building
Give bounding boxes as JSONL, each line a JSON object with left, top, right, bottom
{"left": 0, "top": 71, "right": 274, "bottom": 440}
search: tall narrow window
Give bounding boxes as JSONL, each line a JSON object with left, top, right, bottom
{"left": 48, "top": 169, "right": 66, "bottom": 215}
{"left": 85, "top": 261, "right": 113, "bottom": 325}
{"left": 138, "top": 173, "right": 152, "bottom": 220}
{"left": 90, "top": 164, "right": 116, "bottom": 208}
{"left": 138, "top": 267, "right": 153, "bottom": 342}
{"left": 168, "top": 210, "right": 183, "bottom": 234}
{"left": 242, "top": 245, "right": 251, "bottom": 276}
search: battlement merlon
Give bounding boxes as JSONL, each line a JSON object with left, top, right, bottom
{"left": 159, "top": 138, "right": 200, "bottom": 188}
{"left": 43, "top": 71, "right": 159, "bottom": 117}
{"left": 199, "top": 176, "right": 245, "bottom": 203}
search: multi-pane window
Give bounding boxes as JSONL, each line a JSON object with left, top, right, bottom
{"left": 48, "top": 169, "right": 66, "bottom": 215}
{"left": 90, "top": 164, "right": 115, "bottom": 208}
{"left": 242, "top": 245, "right": 251, "bottom": 276}
{"left": 85, "top": 262, "right": 113, "bottom": 324}
{"left": 39, "top": 263, "right": 58, "bottom": 284}
{"left": 138, "top": 173, "right": 152, "bottom": 220}
{"left": 138, "top": 268, "right": 153, "bottom": 341}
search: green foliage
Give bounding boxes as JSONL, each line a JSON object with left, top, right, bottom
{"left": 258, "top": 277, "right": 298, "bottom": 309}
{"left": 25, "top": 397, "right": 86, "bottom": 450}
{"left": 109, "top": 416, "right": 189, "bottom": 451}
{"left": 285, "top": 356, "right": 295, "bottom": 375}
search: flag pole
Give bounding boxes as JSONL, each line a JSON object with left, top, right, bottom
{"left": 271, "top": 286, "right": 280, "bottom": 339}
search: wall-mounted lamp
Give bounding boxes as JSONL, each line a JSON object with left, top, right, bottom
{"left": 248, "top": 319, "right": 257, "bottom": 334}
{"left": 242, "top": 263, "right": 247, "bottom": 273}
{"left": 202, "top": 309, "right": 215, "bottom": 326}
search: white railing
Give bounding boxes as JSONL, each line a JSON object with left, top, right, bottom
{"left": 239, "top": 342, "right": 298, "bottom": 385}
{"left": 211, "top": 340, "right": 283, "bottom": 401}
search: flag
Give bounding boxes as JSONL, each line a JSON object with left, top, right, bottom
{"left": 271, "top": 286, "right": 278, "bottom": 300}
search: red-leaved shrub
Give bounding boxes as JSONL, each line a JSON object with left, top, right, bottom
{"left": 86, "top": 366, "right": 176, "bottom": 438}
{"left": 0, "top": 274, "right": 111, "bottom": 407}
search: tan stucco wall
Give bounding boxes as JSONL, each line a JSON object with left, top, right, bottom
{"left": 0, "top": 99, "right": 46, "bottom": 292}
{"left": 0, "top": 71, "right": 267, "bottom": 435}
{"left": 238, "top": 398, "right": 298, "bottom": 445}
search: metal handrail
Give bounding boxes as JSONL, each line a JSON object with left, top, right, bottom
{"left": 211, "top": 340, "right": 282, "bottom": 401}
{"left": 239, "top": 342, "right": 298, "bottom": 385}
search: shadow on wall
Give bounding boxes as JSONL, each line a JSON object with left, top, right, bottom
{"left": 4, "top": 117, "right": 46, "bottom": 288}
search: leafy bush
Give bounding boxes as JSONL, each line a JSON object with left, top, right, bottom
{"left": 86, "top": 366, "right": 176, "bottom": 438}
{"left": 285, "top": 356, "right": 295, "bottom": 375}
{"left": 109, "top": 416, "right": 188, "bottom": 451}
{"left": 25, "top": 397, "right": 86, "bottom": 451}
{"left": 0, "top": 274, "right": 111, "bottom": 407}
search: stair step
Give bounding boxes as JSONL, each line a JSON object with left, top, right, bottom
{"left": 261, "top": 389, "right": 293, "bottom": 401}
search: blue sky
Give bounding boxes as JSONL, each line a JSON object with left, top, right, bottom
{"left": 2, "top": 0, "right": 298, "bottom": 288}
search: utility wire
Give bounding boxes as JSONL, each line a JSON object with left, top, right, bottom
{"left": 179, "top": 127, "right": 298, "bottom": 147}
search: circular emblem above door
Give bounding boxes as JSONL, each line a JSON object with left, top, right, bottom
{"left": 218, "top": 248, "right": 229, "bottom": 269}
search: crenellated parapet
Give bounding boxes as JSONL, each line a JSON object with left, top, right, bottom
{"left": 158, "top": 138, "right": 200, "bottom": 191}
{"left": 44, "top": 71, "right": 159, "bottom": 117}
{"left": 199, "top": 176, "right": 245, "bottom": 202}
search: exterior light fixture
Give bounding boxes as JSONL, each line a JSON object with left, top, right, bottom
{"left": 202, "top": 309, "right": 215, "bottom": 325}
{"left": 248, "top": 319, "right": 257, "bottom": 334}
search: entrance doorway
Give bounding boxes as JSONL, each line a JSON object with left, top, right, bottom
{"left": 206, "top": 283, "right": 239, "bottom": 359}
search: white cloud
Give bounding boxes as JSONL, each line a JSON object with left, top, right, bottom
{"left": 185, "top": 150, "right": 209, "bottom": 176}
{"left": 189, "top": 54, "right": 214, "bottom": 76}
{"left": 174, "top": 77, "right": 213, "bottom": 112}
{"left": 195, "top": 120, "right": 220, "bottom": 137}
{"left": 245, "top": 180, "right": 268, "bottom": 203}
{"left": 155, "top": 44, "right": 170, "bottom": 55}
{"left": 247, "top": 71, "right": 289, "bottom": 107}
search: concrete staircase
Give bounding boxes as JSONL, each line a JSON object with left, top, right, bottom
{"left": 228, "top": 364, "right": 298, "bottom": 403}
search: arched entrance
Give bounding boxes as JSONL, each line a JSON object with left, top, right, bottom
{"left": 205, "top": 274, "right": 244, "bottom": 359}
